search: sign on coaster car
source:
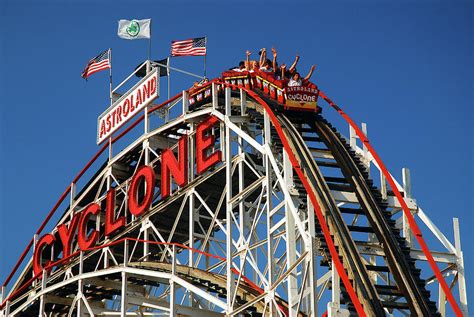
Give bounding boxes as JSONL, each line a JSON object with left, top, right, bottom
{"left": 285, "top": 86, "right": 319, "bottom": 111}
{"left": 188, "top": 84, "right": 213, "bottom": 106}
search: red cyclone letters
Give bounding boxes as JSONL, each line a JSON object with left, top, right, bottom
{"left": 57, "top": 213, "right": 81, "bottom": 258}
{"left": 33, "top": 116, "right": 221, "bottom": 276}
{"left": 128, "top": 166, "right": 156, "bottom": 216}
{"left": 105, "top": 188, "right": 125, "bottom": 236}
{"left": 33, "top": 234, "right": 56, "bottom": 276}
{"left": 161, "top": 136, "right": 188, "bottom": 198}
{"left": 196, "top": 116, "right": 222, "bottom": 174}
{"left": 78, "top": 203, "right": 100, "bottom": 251}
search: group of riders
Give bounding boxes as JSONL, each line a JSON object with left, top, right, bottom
{"left": 232, "top": 47, "right": 316, "bottom": 87}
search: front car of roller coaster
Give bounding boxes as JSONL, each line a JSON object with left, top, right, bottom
{"left": 0, "top": 60, "right": 469, "bottom": 317}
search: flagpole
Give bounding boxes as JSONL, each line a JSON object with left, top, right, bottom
{"left": 147, "top": 20, "right": 152, "bottom": 67}
{"left": 167, "top": 57, "right": 171, "bottom": 100}
{"left": 167, "top": 56, "right": 170, "bottom": 122}
{"left": 203, "top": 37, "right": 207, "bottom": 78}
{"left": 108, "top": 48, "right": 113, "bottom": 160}
{"left": 109, "top": 48, "right": 113, "bottom": 106}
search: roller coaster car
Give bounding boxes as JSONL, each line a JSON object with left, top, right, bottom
{"left": 222, "top": 70, "right": 321, "bottom": 113}
{"left": 188, "top": 81, "right": 217, "bottom": 109}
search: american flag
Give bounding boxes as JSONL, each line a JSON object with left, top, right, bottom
{"left": 82, "top": 49, "right": 111, "bottom": 80}
{"left": 171, "top": 37, "right": 206, "bottom": 57}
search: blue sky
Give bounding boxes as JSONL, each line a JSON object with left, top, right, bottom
{"left": 0, "top": 0, "right": 472, "bottom": 311}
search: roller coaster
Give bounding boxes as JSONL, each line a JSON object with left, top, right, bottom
{"left": 0, "top": 61, "right": 469, "bottom": 316}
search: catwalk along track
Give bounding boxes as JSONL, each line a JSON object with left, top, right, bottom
{"left": 0, "top": 64, "right": 468, "bottom": 317}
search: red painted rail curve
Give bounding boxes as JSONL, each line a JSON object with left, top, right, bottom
{"left": 1, "top": 77, "right": 462, "bottom": 316}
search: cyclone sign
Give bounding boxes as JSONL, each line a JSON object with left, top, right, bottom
{"left": 97, "top": 68, "right": 159, "bottom": 144}
{"left": 285, "top": 86, "right": 319, "bottom": 110}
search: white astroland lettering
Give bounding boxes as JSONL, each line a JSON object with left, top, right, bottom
{"left": 97, "top": 71, "right": 158, "bottom": 144}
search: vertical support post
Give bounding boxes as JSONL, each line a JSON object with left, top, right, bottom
{"left": 438, "top": 283, "right": 446, "bottom": 317}
{"left": 264, "top": 110, "right": 276, "bottom": 316}
{"left": 38, "top": 269, "right": 47, "bottom": 317}
{"left": 453, "top": 218, "right": 469, "bottom": 316}
{"left": 189, "top": 122, "right": 196, "bottom": 268}
{"left": 328, "top": 260, "right": 340, "bottom": 317}
{"left": 32, "top": 234, "right": 39, "bottom": 288}
{"left": 238, "top": 90, "right": 246, "bottom": 261}
{"left": 0, "top": 286, "right": 5, "bottom": 315}
{"left": 283, "top": 151, "right": 298, "bottom": 317}
{"left": 144, "top": 60, "right": 151, "bottom": 136}
{"left": 143, "top": 136, "right": 150, "bottom": 262}
{"left": 186, "top": 119, "right": 195, "bottom": 313}
{"left": 0, "top": 286, "right": 5, "bottom": 304}
{"left": 225, "top": 87, "right": 235, "bottom": 314}
{"left": 306, "top": 196, "right": 318, "bottom": 317}
{"left": 361, "top": 123, "right": 369, "bottom": 166}
{"left": 108, "top": 137, "right": 113, "bottom": 161}
{"left": 123, "top": 238, "right": 129, "bottom": 267}
{"left": 212, "top": 83, "right": 218, "bottom": 110}
{"left": 188, "top": 199, "right": 195, "bottom": 267}
{"left": 170, "top": 245, "right": 177, "bottom": 317}
{"left": 182, "top": 90, "right": 189, "bottom": 114}
{"left": 69, "top": 182, "right": 76, "bottom": 210}
{"left": 188, "top": 191, "right": 195, "bottom": 307}
{"left": 349, "top": 125, "right": 356, "bottom": 149}
{"left": 77, "top": 251, "right": 84, "bottom": 317}
{"left": 380, "top": 173, "right": 388, "bottom": 200}
{"left": 144, "top": 139, "right": 150, "bottom": 165}
{"left": 121, "top": 271, "right": 127, "bottom": 317}
{"left": 402, "top": 167, "right": 412, "bottom": 198}
{"left": 142, "top": 219, "right": 149, "bottom": 262}
{"left": 402, "top": 168, "right": 413, "bottom": 245}
{"left": 3, "top": 302, "right": 10, "bottom": 317}
{"left": 104, "top": 168, "right": 113, "bottom": 268}
{"left": 368, "top": 232, "right": 378, "bottom": 284}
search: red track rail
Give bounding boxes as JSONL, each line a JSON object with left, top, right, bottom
{"left": 1, "top": 93, "right": 182, "bottom": 289}
{"left": 2, "top": 78, "right": 462, "bottom": 316}
{"left": 319, "top": 91, "right": 463, "bottom": 316}
{"left": 233, "top": 86, "right": 367, "bottom": 316}
{"left": 1, "top": 238, "right": 288, "bottom": 315}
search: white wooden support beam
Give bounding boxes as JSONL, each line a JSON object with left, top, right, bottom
{"left": 225, "top": 87, "right": 235, "bottom": 314}
{"left": 331, "top": 260, "right": 340, "bottom": 307}
{"left": 454, "top": 218, "right": 469, "bottom": 316}
{"left": 69, "top": 182, "right": 77, "bottom": 210}
{"left": 306, "top": 195, "right": 318, "bottom": 316}
{"left": 170, "top": 245, "right": 177, "bottom": 317}
{"left": 182, "top": 90, "right": 189, "bottom": 114}
{"left": 402, "top": 168, "right": 413, "bottom": 245}
{"left": 238, "top": 89, "right": 246, "bottom": 251}
{"left": 0, "top": 286, "right": 4, "bottom": 303}
{"left": 349, "top": 125, "right": 356, "bottom": 149}
{"left": 284, "top": 151, "right": 298, "bottom": 317}
{"left": 77, "top": 251, "right": 84, "bottom": 317}
{"left": 361, "top": 123, "right": 369, "bottom": 168}
{"left": 2, "top": 301, "right": 10, "bottom": 317}
{"left": 123, "top": 239, "right": 129, "bottom": 267}
{"left": 121, "top": 271, "right": 128, "bottom": 317}
{"left": 380, "top": 173, "right": 388, "bottom": 200}
{"left": 189, "top": 122, "right": 196, "bottom": 271}
{"left": 38, "top": 270, "right": 47, "bottom": 317}
{"left": 438, "top": 282, "right": 446, "bottom": 317}
{"left": 212, "top": 83, "right": 218, "bottom": 110}
{"left": 264, "top": 110, "right": 276, "bottom": 316}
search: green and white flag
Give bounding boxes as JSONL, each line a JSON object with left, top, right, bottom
{"left": 118, "top": 19, "right": 151, "bottom": 40}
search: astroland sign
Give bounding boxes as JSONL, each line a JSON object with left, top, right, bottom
{"left": 97, "top": 68, "right": 159, "bottom": 144}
